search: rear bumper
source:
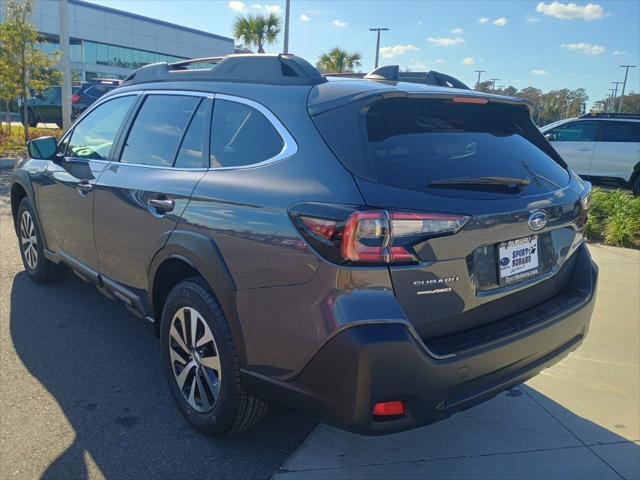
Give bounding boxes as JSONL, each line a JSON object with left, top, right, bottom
{"left": 242, "top": 246, "right": 598, "bottom": 435}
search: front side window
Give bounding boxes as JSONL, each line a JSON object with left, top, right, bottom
{"left": 549, "top": 121, "right": 599, "bottom": 142}
{"left": 120, "top": 95, "right": 200, "bottom": 167}
{"left": 601, "top": 121, "right": 640, "bottom": 142}
{"left": 210, "top": 99, "right": 284, "bottom": 168}
{"left": 67, "top": 95, "right": 136, "bottom": 160}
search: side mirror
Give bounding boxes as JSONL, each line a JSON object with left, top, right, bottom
{"left": 27, "top": 136, "right": 58, "bottom": 160}
{"left": 544, "top": 132, "right": 556, "bottom": 142}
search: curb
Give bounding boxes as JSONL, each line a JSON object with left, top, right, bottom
{"left": 0, "top": 158, "right": 18, "bottom": 170}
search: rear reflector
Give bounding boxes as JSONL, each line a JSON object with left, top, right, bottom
{"left": 373, "top": 401, "right": 405, "bottom": 417}
{"left": 452, "top": 96, "right": 488, "bottom": 104}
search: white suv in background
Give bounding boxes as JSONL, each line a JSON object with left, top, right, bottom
{"left": 541, "top": 113, "right": 640, "bottom": 195}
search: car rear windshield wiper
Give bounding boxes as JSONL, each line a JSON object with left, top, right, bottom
{"left": 429, "top": 176, "right": 531, "bottom": 189}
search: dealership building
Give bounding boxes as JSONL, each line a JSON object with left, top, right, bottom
{"left": 0, "top": 0, "right": 235, "bottom": 81}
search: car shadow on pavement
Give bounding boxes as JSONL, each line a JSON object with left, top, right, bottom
{"left": 9, "top": 270, "right": 316, "bottom": 480}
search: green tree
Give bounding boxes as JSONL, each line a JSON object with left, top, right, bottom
{"left": 316, "top": 48, "right": 362, "bottom": 73}
{"left": 474, "top": 80, "right": 493, "bottom": 93}
{"left": 232, "top": 13, "right": 281, "bottom": 54}
{"left": 1, "top": 0, "right": 61, "bottom": 141}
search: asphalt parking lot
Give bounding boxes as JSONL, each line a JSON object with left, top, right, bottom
{"left": 1, "top": 169, "right": 638, "bottom": 479}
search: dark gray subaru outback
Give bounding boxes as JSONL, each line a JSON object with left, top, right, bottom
{"left": 11, "top": 54, "right": 597, "bottom": 436}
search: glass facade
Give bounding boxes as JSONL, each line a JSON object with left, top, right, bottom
{"left": 83, "top": 41, "right": 185, "bottom": 69}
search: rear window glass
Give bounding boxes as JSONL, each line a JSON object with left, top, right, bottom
{"left": 364, "top": 98, "right": 569, "bottom": 194}
{"left": 601, "top": 121, "right": 640, "bottom": 142}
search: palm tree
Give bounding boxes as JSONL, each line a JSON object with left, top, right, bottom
{"left": 316, "top": 48, "right": 362, "bottom": 73}
{"left": 233, "top": 13, "right": 281, "bottom": 54}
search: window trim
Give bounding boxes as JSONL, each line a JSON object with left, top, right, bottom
{"left": 59, "top": 89, "right": 298, "bottom": 171}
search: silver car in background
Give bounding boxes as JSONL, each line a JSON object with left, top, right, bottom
{"left": 541, "top": 113, "right": 640, "bottom": 195}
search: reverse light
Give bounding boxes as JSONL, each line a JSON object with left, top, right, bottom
{"left": 292, "top": 207, "right": 470, "bottom": 265}
{"left": 580, "top": 182, "right": 592, "bottom": 211}
{"left": 373, "top": 401, "right": 405, "bottom": 417}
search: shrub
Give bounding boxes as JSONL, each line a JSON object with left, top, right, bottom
{"left": 0, "top": 125, "right": 62, "bottom": 158}
{"left": 585, "top": 188, "right": 640, "bottom": 249}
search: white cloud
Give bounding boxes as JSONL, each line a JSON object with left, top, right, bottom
{"left": 333, "top": 19, "right": 347, "bottom": 28}
{"left": 527, "top": 14, "right": 540, "bottom": 23}
{"left": 536, "top": 2, "right": 605, "bottom": 21}
{"left": 451, "top": 27, "right": 464, "bottom": 34}
{"left": 299, "top": 14, "right": 310, "bottom": 22}
{"left": 228, "top": 1, "right": 247, "bottom": 13}
{"left": 408, "top": 59, "right": 428, "bottom": 71}
{"left": 380, "top": 44, "right": 420, "bottom": 58}
{"left": 478, "top": 17, "right": 490, "bottom": 24}
{"left": 561, "top": 42, "right": 605, "bottom": 55}
{"left": 613, "top": 50, "right": 626, "bottom": 56}
{"left": 435, "top": 58, "right": 444, "bottom": 64}
{"left": 493, "top": 17, "right": 508, "bottom": 26}
{"left": 250, "top": 4, "right": 282, "bottom": 14}
{"left": 462, "top": 57, "right": 475, "bottom": 65}
{"left": 427, "top": 36, "right": 464, "bottom": 47}
{"left": 531, "top": 69, "right": 551, "bottom": 75}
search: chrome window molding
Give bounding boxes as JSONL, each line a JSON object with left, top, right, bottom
{"left": 58, "top": 90, "right": 298, "bottom": 172}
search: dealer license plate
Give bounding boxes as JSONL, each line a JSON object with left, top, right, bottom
{"left": 498, "top": 235, "right": 540, "bottom": 284}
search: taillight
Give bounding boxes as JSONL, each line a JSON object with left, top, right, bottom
{"left": 291, "top": 205, "right": 469, "bottom": 265}
{"left": 71, "top": 94, "right": 80, "bottom": 103}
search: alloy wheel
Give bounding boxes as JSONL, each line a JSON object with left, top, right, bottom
{"left": 169, "top": 307, "right": 222, "bottom": 412}
{"left": 20, "top": 211, "right": 38, "bottom": 270}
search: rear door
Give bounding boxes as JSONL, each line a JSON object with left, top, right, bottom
{"left": 589, "top": 121, "right": 640, "bottom": 182}
{"left": 545, "top": 120, "right": 600, "bottom": 176}
{"left": 93, "top": 92, "right": 212, "bottom": 291}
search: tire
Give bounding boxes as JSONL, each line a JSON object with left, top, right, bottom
{"left": 160, "top": 277, "right": 267, "bottom": 436}
{"left": 632, "top": 176, "right": 640, "bottom": 196}
{"left": 16, "top": 197, "right": 63, "bottom": 283}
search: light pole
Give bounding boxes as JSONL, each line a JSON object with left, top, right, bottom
{"left": 489, "top": 78, "right": 499, "bottom": 93}
{"left": 608, "top": 88, "right": 616, "bottom": 112}
{"left": 611, "top": 81, "right": 623, "bottom": 112}
{"left": 474, "top": 69, "right": 485, "bottom": 87}
{"left": 369, "top": 27, "right": 389, "bottom": 69}
{"left": 618, "top": 65, "right": 637, "bottom": 113}
{"left": 59, "top": 0, "right": 72, "bottom": 131}
{"left": 283, "top": 0, "right": 291, "bottom": 54}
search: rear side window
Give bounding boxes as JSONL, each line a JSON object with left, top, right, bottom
{"left": 120, "top": 95, "right": 200, "bottom": 167}
{"left": 210, "top": 99, "right": 283, "bottom": 168}
{"left": 549, "top": 121, "right": 598, "bottom": 141}
{"left": 363, "top": 98, "right": 569, "bottom": 194}
{"left": 601, "top": 121, "right": 640, "bottom": 142}
{"left": 67, "top": 95, "right": 135, "bottom": 160}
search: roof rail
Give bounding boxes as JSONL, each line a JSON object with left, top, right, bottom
{"left": 122, "top": 54, "right": 327, "bottom": 86}
{"left": 579, "top": 112, "right": 640, "bottom": 119}
{"left": 325, "top": 65, "right": 470, "bottom": 90}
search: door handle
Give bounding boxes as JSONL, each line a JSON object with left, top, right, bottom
{"left": 77, "top": 181, "right": 93, "bottom": 193}
{"left": 148, "top": 198, "right": 175, "bottom": 213}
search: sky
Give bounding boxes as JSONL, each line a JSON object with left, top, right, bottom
{"left": 86, "top": 0, "right": 640, "bottom": 105}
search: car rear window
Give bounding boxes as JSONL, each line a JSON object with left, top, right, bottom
{"left": 313, "top": 97, "right": 569, "bottom": 196}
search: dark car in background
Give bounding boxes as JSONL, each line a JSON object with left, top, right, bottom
{"left": 11, "top": 54, "right": 597, "bottom": 437}
{"left": 21, "top": 79, "right": 121, "bottom": 128}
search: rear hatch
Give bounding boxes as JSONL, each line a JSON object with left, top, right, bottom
{"left": 311, "top": 90, "right": 589, "bottom": 343}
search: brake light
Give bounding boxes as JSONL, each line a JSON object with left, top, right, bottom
{"left": 452, "top": 96, "right": 488, "bottom": 104}
{"left": 292, "top": 207, "right": 469, "bottom": 265}
{"left": 71, "top": 94, "right": 80, "bottom": 103}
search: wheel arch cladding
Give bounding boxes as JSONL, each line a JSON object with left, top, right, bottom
{"left": 10, "top": 181, "right": 29, "bottom": 226}
{"left": 148, "top": 230, "right": 247, "bottom": 367}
